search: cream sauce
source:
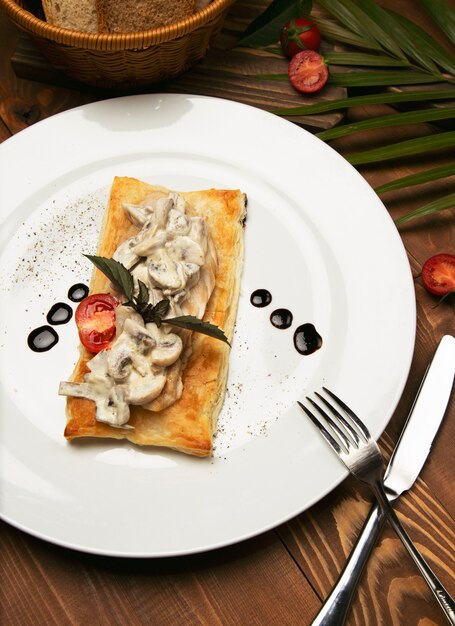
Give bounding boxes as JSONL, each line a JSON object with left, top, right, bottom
{"left": 59, "top": 192, "right": 215, "bottom": 427}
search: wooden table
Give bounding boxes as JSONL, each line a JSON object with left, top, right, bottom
{"left": 1, "top": 1, "right": 454, "bottom": 624}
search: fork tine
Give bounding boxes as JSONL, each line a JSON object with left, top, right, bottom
{"left": 323, "top": 386, "right": 371, "bottom": 441}
{"left": 307, "top": 397, "right": 352, "bottom": 452}
{"left": 297, "top": 401, "right": 345, "bottom": 455}
{"left": 314, "top": 391, "right": 362, "bottom": 446}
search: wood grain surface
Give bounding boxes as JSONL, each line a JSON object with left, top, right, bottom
{"left": 0, "top": 1, "right": 454, "bottom": 625}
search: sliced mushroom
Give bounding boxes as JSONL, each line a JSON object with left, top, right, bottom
{"left": 59, "top": 381, "right": 93, "bottom": 399}
{"left": 113, "top": 235, "right": 141, "bottom": 269}
{"left": 133, "top": 230, "right": 167, "bottom": 257}
{"left": 97, "top": 385, "right": 130, "bottom": 426}
{"left": 166, "top": 236, "right": 205, "bottom": 266}
{"left": 148, "top": 249, "right": 184, "bottom": 293}
{"left": 122, "top": 202, "right": 153, "bottom": 227}
{"left": 85, "top": 348, "right": 108, "bottom": 374}
{"left": 115, "top": 306, "right": 143, "bottom": 335}
{"left": 167, "top": 208, "right": 190, "bottom": 237}
{"left": 107, "top": 346, "right": 133, "bottom": 382}
{"left": 59, "top": 378, "right": 131, "bottom": 427}
{"left": 188, "top": 217, "right": 208, "bottom": 253}
{"left": 122, "top": 318, "right": 156, "bottom": 355}
{"left": 147, "top": 329, "right": 183, "bottom": 367}
{"left": 122, "top": 191, "right": 167, "bottom": 227}
{"left": 169, "top": 192, "right": 187, "bottom": 213}
{"left": 131, "top": 263, "right": 150, "bottom": 292}
{"left": 124, "top": 369, "right": 166, "bottom": 405}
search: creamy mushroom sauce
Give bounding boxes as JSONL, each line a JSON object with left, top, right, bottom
{"left": 59, "top": 192, "right": 214, "bottom": 427}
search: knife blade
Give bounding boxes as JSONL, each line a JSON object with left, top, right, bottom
{"left": 312, "top": 334, "right": 455, "bottom": 626}
{"left": 384, "top": 333, "right": 455, "bottom": 499}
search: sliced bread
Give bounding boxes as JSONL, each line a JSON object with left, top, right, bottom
{"left": 97, "top": 0, "right": 195, "bottom": 33}
{"left": 41, "top": 0, "right": 100, "bottom": 32}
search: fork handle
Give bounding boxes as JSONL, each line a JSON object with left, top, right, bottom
{"left": 310, "top": 502, "right": 386, "bottom": 626}
{"left": 373, "top": 482, "right": 455, "bottom": 625}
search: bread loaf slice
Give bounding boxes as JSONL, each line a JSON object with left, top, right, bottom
{"left": 97, "top": 0, "right": 195, "bottom": 33}
{"left": 42, "top": 0, "right": 198, "bottom": 33}
{"left": 41, "top": 0, "right": 100, "bottom": 32}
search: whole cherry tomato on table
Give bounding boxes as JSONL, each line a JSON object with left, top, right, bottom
{"left": 280, "top": 17, "right": 321, "bottom": 58}
{"left": 75, "top": 293, "right": 119, "bottom": 353}
{"left": 288, "top": 50, "right": 328, "bottom": 93}
{"left": 421, "top": 253, "right": 455, "bottom": 297}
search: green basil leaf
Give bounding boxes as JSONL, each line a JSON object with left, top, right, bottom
{"left": 165, "top": 316, "right": 230, "bottom": 345}
{"left": 237, "top": 0, "right": 312, "bottom": 47}
{"left": 85, "top": 255, "right": 134, "bottom": 300}
{"left": 137, "top": 280, "right": 149, "bottom": 307}
{"left": 152, "top": 299, "right": 171, "bottom": 319}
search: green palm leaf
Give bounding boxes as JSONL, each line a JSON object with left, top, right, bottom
{"left": 419, "top": 0, "right": 455, "bottom": 46}
{"left": 312, "top": 16, "right": 384, "bottom": 51}
{"left": 328, "top": 70, "right": 444, "bottom": 87}
{"left": 375, "top": 164, "right": 455, "bottom": 193}
{"left": 395, "top": 192, "right": 455, "bottom": 225}
{"left": 386, "top": 8, "right": 455, "bottom": 75}
{"left": 324, "top": 52, "right": 410, "bottom": 67}
{"left": 353, "top": 0, "right": 439, "bottom": 73}
{"left": 271, "top": 89, "right": 455, "bottom": 116}
{"left": 347, "top": 131, "right": 455, "bottom": 165}
{"left": 316, "top": 107, "right": 455, "bottom": 140}
{"left": 317, "top": 0, "right": 405, "bottom": 59}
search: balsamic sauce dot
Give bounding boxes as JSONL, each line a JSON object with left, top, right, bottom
{"left": 46, "top": 302, "right": 73, "bottom": 325}
{"left": 68, "top": 283, "right": 89, "bottom": 302}
{"left": 293, "top": 323, "right": 322, "bottom": 355}
{"left": 270, "top": 308, "right": 293, "bottom": 329}
{"left": 250, "top": 289, "right": 272, "bottom": 307}
{"left": 27, "top": 326, "right": 59, "bottom": 352}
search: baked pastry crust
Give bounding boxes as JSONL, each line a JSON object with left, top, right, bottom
{"left": 64, "top": 176, "right": 246, "bottom": 456}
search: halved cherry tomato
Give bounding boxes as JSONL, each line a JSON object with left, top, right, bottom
{"left": 75, "top": 293, "right": 118, "bottom": 353}
{"left": 421, "top": 253, "right": 455, "bottom": 296}
{"left": 280, "top": 18, "right": 321, "bottom": 58}
{"left": 288, "top": 50, "right": 328, "bottom": 94}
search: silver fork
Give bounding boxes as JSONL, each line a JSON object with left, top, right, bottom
{"left": 298, "top": 387, "right": 455, "bottom": 625}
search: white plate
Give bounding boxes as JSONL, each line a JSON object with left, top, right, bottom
{"left": 0, "top": 94, "right": 415, "bottom": 557}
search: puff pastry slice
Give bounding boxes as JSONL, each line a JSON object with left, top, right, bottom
{"left": 64, "top": 176, "right": 246, "bottom": 456}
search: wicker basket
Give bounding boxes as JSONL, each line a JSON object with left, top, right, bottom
{"left": 0, "top": 0, "right": 236, "bottom": 87}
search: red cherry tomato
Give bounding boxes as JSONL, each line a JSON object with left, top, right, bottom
{"left": 288, "top": 50, "right": 328, "bottom": 93}
{"left": 75, "top": 293, "right": 118, "bottom": 353}
{"left": 421, "top": 253, "right": 455, "bottom": 297}
{"left": 280, "top": 18, "right": 321, "bottom": 58}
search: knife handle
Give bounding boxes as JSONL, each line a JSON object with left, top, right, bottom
{"left": 310, "top": 502, "right": 386, "bottom": 626}
{"left": 373, "top": 483, "right": 455, "bottom": 625}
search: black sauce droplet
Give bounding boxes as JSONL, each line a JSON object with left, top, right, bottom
{"left": 68, "top": 283, "right": 89, "bottom": 302}
{"left": 46, "top": 302, "right": 73, "bottom": 325}
{"left": 250, "top": 289, "right": 272, "bottom": 307}
{"left": 270, "top": 308, "right": 293, "bottom": 329}
{"left": 27, "top": 326, "right": 59, "bottom": 352}
{"left": 294, "top": 323, "right": 322, "bottom": 355}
